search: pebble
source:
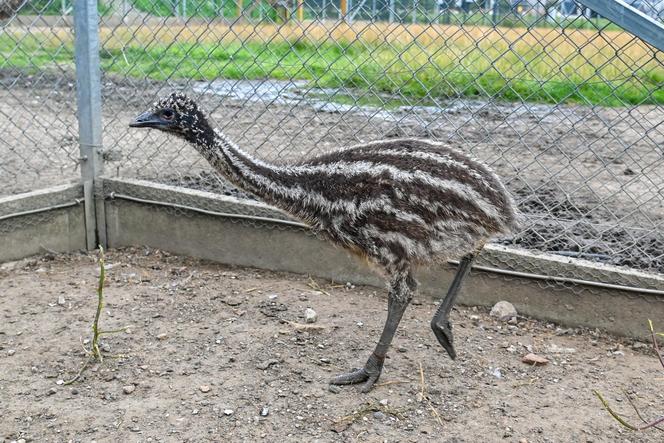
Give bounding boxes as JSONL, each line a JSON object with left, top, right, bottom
{"left": 379, "top": 398, "right": 389, "bottom": 406}
{"left": 545, "top": 343, "right": 576, "bottom": 354}
{"left": 156, "top": 333, "right": 168, "bottom": 340}
{"left": 223, "top": 409, "right": 234, "bottom": 416}
{"left": 373, "top": 411, "right": 386, "bottom": 420}
{"left": 522, "top": 353, "right": 549, "bottom": 366}
{"left": 224, "top": 297, "right": 242, "bottom": 306}
{"left": 47, "top": 388, "right": 57, "bottom": 396}
{"left": 256, "top": 359, "right": 280, "bottom": 370}
{"left": 631, "top": 341, "right": 649, "bottom": 350}
{"left": 199, "top": 385, "right": 211, "bottom": 393}
{"left": 260, "top": 406, "right": 270, "bottom": 417}
{"left": 490, "top": 301, "right": 517, "bottom": 321}
{"left": 57, "top": 295, "right": 66, "bottom": 305}
{"left": 328, "top": 385, "right": 341, "bottom": 394}
{"left": 304, "top": 308, "right": 318, "bottom": 324}
{"left": 7, "top": 349, "right": 15, "bottom": 356}
{"left": 123, "top": 385, "right": 136, "bottom": 394}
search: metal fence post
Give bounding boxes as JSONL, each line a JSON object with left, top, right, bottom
{"left": 73, "top": 0, "right": 105, "bottom": 250}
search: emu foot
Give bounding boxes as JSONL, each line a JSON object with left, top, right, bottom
{"left": 329, "top": 353, "right": 384, "bottom": 393}
{"left": 431, "top": 319, "right": 457, "bottom": 360}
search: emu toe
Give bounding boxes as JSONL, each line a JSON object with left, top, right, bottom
{"left": 330, "top": 353, "right": 384, "bottom": 392}
{"left": 330, "top": 367, "right": 381, "bottom": 393}
{"left": 431, "top": 320, "right": 457, "bottom": 360}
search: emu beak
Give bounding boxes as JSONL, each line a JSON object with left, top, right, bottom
{"left": 129, "top": 111, "right": 165, "bottom": 128}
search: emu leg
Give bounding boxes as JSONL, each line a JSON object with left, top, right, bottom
{"left": 330, "top": 273, "right": 414, "bottom": 393}
{"left": 431, "top": 253, "right": 477, "bottom": 360}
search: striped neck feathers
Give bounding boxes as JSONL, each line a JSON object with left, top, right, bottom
{"left": 191, "top": 124, "right": 290, "bottom": 202}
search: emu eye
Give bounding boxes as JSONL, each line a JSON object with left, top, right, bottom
{"left": 162, "top": 109, "right": 174, "bottom": 120}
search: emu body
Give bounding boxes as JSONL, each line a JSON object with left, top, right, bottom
{"left": 131, "top": 93, "right": 517, "bottom": 392}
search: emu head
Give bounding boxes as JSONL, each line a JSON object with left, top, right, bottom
{"left": 130, "top": 92, "right": 213, "bottom": 145}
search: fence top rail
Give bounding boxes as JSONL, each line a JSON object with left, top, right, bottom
{"left": 578, "top": 0, "right": 664, "bottom": 51}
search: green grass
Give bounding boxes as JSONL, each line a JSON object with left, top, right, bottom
{"left": 131, "top": 0, "right": 278, "bottom": 20}
{"left": 2, "top": 32, "right": 662, "bottom": 107}
{"left": 19, "top": 0, "right": 112, "bottom": 16}
{"left": 98, "top": 39, "right": 663, "bottom": 107}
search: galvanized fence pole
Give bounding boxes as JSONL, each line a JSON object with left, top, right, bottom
{"left": 73, "top": 0, "right": 105, "bottom": 250}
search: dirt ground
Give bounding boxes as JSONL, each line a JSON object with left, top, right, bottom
{"left": 1, "top": 248, "right": 662, "bottom": 442}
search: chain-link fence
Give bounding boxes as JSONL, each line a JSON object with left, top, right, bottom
{"left": 1, "top": 0, "right": 663, "bottom": 278}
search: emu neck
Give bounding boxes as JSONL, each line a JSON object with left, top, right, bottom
{"left": 193, "top": 129, "right": 290, "bottom": 206}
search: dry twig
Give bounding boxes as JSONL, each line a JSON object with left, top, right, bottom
{"left": 418, "top": 362, "right": 447, "bottom": 427}
{"left": 64, "top": 247, "right": 129, "bottom": 385}
{"left": 594, "top": 320, "right": 664, "bottom": 432}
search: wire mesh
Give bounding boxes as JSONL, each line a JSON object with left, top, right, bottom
{"left": 1, "top": 0, "right": 663, "bottom": 278}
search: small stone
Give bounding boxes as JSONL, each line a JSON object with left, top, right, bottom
{"left": 522, "top": 353, "right": 549, "bottom": 366}
{"left": 328, "top": 385, "right": 341, "bottom": 394}
{"left": 545, "top": 343, "right": 576, "bottom": 354}
{"left": 490, "top": 301, "right": 517, "bottom": 321}
{"left": 373, "top": 411, "right": 386, "bottom": 420}
{"left": 56, "top": 379, "right": 64, "bottom": 385}
{"left": 260, "top": 406, "right": 269, "bottom": 417}
{"left": 519, "top": 439, "right": 528, "bottom": 443}
{"left": 379, "top": 398, "right": 389, "bottom": 406}
{"left": 31, "top": 366, "right": 38, "bottom": 373}
{"left": 57, "top": 295, "right": 66, "bottom": 305}
{"left": 71, "top": 388, "right": 79, "bottom": 395}
{"left": 47, "top": 387, "right": 57, "bottom": 396}
{"left": 7, "top": 349, "right": 15, "bottom": 356}
{"left": 192, "top": 409, "right": 199, "bottom": 415}
{"left": 223, "top": 409, "right": 234, "bottom": 416}
{"left": 224, "top": 297, "right": 242, "bottom": 307}
{"left": 123, "top": 385, "right": 136, "bottom": 394}
{"left": 304, "top": 308, "right": 318, "bottom": 324}
{"left": 490, "top": 367, "right": 502, "bottom": 379}
{"left": 268, "top": 293, "right": 278, "bottom": 300}
{"left": 156, "top": 333, "right": 168, "bottom": 340}
{"left": 101, "top": 343, "right": 111, "bottom": 353}
{"left": 256, "top": 359, "right": 280, "bottom": 370}
{"left": 199, "top": 385, "right": 211, "bottom": 393}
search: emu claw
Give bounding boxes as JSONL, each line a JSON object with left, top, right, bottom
{"left": 329, "top": 354, "right": 384, "bottom": 392}
{"left": 330, "top": 368, "right": 381, "bottom": 393}
{"left": 431, "top": 320, "right": 457, "bottom": 360}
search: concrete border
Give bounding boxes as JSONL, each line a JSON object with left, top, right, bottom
{"left": 1, "top": 179, "right": 662, "bottom": 338}
{"left": 0, "top": 184, "right": 86, "bottom": 261}
{"left": 101, "top": 177, "right": 664, "bottom": 339}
